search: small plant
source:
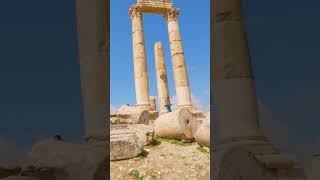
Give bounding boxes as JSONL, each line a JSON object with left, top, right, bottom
{"left": 195, "top": 164, "right": 204, "bottom": 172}
{"left": 150, "top": 174, "right": 157, "bottom": 180}
{"left": 135, "top": 154, "right": 145, "bottom": 161}
{"left": 129, "top": 169, "right": 144, "bottom": 180}
{"left": 156, "top": 136, "right": 192, "bottom": 146}
{"left": 147, "top": 171, "right": 158, "bottom": 180}
{"left": 145, "top": 139, "right": 161, "bottom": 147}
{"left": 196, "top": 146, "right": 210, "bottom": 154}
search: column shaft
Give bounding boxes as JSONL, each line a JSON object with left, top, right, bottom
{"left": 154, "top": 42, "right": 171, "bottom": 113}
{"left": 213, "top": 0, "right": 264, "bottom": 144}
{"left": 129, "top": 6, "right": 151, "bottom": 109}
{"left": 149, "top": 96, "right": 157, "bottom": 111}
{"left": 76, "top": 0, "right": 107, "bottom": 141}
{"left": 165, "top": 8, "right": 192, "bottom": 107}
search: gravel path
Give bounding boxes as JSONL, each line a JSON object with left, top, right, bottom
{"left": 110, "top": 138, "right": 210, "bottom": 180}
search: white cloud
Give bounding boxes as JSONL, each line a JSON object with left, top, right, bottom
{"left": 169, "top": 94, "right": 209, "bottom": 113}
{"left": 110, "top": 104, "right": 117, "bottom": 113}
{"left": 191, "top": 94, "right": 209, "bottom": 112}
{"left": 0, "top": 137, "right": 26, "bottom": 167}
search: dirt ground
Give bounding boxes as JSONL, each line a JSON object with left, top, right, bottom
{"left": 110, "top": 138, "right": 210, "bottom": 180}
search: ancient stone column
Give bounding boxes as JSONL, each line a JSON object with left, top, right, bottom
{"left": 213, "top": 0, "right": 266, "bottom": 145}
{"left": 164, "top": 8, "right": 192, "bottom": 108}
{"left": 129, "top": 5, "right": 151, "bottom": 110}
{"left": 311, "top": 154, "right": 320, "bottom": 180}
{"left": 76, "top": 0, "right": 107, "bottom": 142}
{"left": 149, "top": 96, "right": 157, "bottom": 111}
{"left": 154, "top": 42, "right": 171, "bottom": 113}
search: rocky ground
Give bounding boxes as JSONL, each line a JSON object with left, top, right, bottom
{"left": 110, "top": 137, "right": 210, "bottom": 180}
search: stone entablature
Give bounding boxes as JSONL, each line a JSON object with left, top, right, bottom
{"left": 137, "top": 0, "right": 172, "bottom": 8}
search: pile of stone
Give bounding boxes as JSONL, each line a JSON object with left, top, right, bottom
{"left": 110, "top": 124, "right": 155, "bottom": 161}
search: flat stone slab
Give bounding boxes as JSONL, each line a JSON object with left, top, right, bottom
{"left": 128, "top": 124, "right": 155, "bottom": 145}
{"left": 111, "top": 124, "right": 155, "bottom": 146}
{"left": 110, "top": 129, "right": 143, "bottom": 161}
{"left": 110, "top": 111, "right": 149, "bottom": 125}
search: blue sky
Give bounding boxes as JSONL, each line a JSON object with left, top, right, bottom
{"left": 0, "top": 0, "right": 319, "bottom": 169}
{"left": 110, "top": 0, "right": 210, "bottom": 111}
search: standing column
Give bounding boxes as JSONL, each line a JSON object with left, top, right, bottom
{"left": 154, "top": 42, "right": 171, "bottom": 113}
{"left": 149, "top": 96, "right": 157, "bottom": 111}
{"left": 213, "top": 0, "right": 265, "bottom": 145}
{"left": 129, "top": 5, "right": 151, "bottom": 110}
{"left": 164, "top": 8, "right": 192, "bottom": 108}
{"left": 76, "top": 0, "right": 107, "bottom": 142}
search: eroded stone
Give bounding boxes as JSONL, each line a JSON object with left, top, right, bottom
{"left": 23, "top": 139, "right": 106, "bottom": 180}
{"left": 110, "top": 128, "right": 143, "bottom": 161}
{"left": 154, "top": 108, "right": 196, "bottom": 140}
{"left": 111, "top": 124, "right": 154, "bottom": 146}
{"left": 111, "top": 105, "right": 149, "bottom": 125}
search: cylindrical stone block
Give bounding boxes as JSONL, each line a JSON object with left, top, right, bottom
{"left": 165, "top": 9, "right": 192, "bottom": 107}
{"left": 129, "top": 6, "right": 151, "bottom": 109}
{"left": 154, "top": 42, "right": 171, "bottom": 113}
{"left": 154, "top": 108, "right": 196, "bottom": 140}
{"left": 116, "top": 105, "right": 149, "bottom": 125}
{"left": 213, "top": 0, "right": 264, "bottom": 144}
{"left": 194, "top": 117, "right": 210, "bottom": 147}
{"left": 76, "top": 0, "right": 107, "bottom": 141}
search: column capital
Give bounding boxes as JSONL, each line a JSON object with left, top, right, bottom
{"left": 164, "top": 8, "right": 180, "bottom": 21}
{"left": 129, "top": 5, "right": 142, "bottom": 20}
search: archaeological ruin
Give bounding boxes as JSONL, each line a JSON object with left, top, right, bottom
{"left": 213, "top": 0, "right": 308, "bottom": 179}
{"left": 1, "top": 0, "right": 318, "bottom": 179}
{"left": 110, "top": 0, "right": 209, "bottom": 163}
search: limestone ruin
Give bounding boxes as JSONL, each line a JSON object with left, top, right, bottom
{"left": 213, "top": 0, "right": 307, "bottom": 179}
{"left": 154, "top": 108, "right": 196, "bottom": 140}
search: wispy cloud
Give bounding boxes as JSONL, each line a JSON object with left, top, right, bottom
{"left": 191, "top": 94, "right": 209, "bottom": 112}
{"left": 169, "top": 94, "right": 209, "bottom": 113}
{"left": 110, "top": 104, "right": 117, "bottom": 113}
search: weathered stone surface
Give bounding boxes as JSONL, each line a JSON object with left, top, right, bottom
{"left": 154, "top": 42, "right": 171, "bottom": 114}
{"left": 149, "top": 96, "right": 157, "bottom": 111}
{"left": 310, "top": 154, "right": 320, "bottom": 180}
{"left": 128, "top": 124, "right": 155, "bottom": 145}
{"left": 148, "top": 110, "right": 159, "bottom": 123}
{"left": 1, "top": 176, "right": 39, "bottom": 180}
{"left": 23, "top": 139, "right": 106, "bottom": 180}
{"left": 111, "top": 105, "right": 149, "bottom": 125}
{"left": 154, "top": 108, "right": 196, "bottom": 140}
{"left": 129, "top": 5, "right": 151, "bottom": 109}
{"left": 215, "top": 147, "right": 306, "bottom": 180}
{"left": 165, "top": 8, "right": 193, "bottom": 108}
{"left": 76, "top": 0, "right": 107, "bottom": 140}
{"left": 216, "top": 148, "right": 276, "bottom": 180}
{"left": 111, "top": 124, "right": 154, "bottom": 146}
{"left": 194, "top": 117, "right": 210, "bottom": 147}
{"left": 0, "top": 167, "right": 21, "bottom": 179}
{"left": 110, "top": 128, "right": 143, "bottom": 161}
